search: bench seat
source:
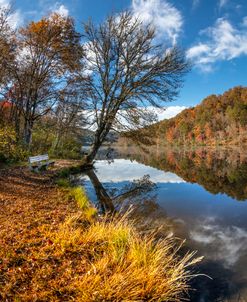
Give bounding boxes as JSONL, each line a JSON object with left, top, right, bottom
{"left": 29, "top": 154, "right": 55, "bottom": 171}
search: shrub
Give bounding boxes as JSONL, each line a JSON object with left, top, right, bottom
{"left": 0, "top": 126, "right": 27, "bottom": 162}
{"left": 55, "top": 178, "right": 71, "bottom": 188}
{"left": 56, "top": 165, "right": 83, "bottom": 179}
{"left": 31, "top": 120, "right": 83, "bottom": 160}
{"left": 49, "top": 136, "right": 82, "bottom": 159}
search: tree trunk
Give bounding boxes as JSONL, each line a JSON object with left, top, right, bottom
{"left": 85, "top": 128, "right": 106, "bottom": 164}
{"left": 84, "top": 122, "right": 113, "bottom": 165}
{"left": 13, "top": 108, "right": 21, "bottom": 142}
{"left": 52, "top": 130, "right": 62, "bottom": 152}
{"left": 85, "top": 142, "right": 101, "bottom": 164}
{"left": 23, "top": 120, "right": 33, "bottom": 148}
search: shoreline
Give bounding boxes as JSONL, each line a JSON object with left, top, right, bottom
{"left": 0, "top": 161, "right": 199, "bottom": 301}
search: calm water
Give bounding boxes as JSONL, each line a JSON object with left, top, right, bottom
{"left": 79, "top": 147, "right": 247, "bottom": 302}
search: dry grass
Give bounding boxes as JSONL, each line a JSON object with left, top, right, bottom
{"left": 50, "top": 213, "right": 201, "bottom": 302}
{"left": 0, "top": 164, "right": 201, "bottom": 301}
{"left": 68, "top": 187, "right": 90, "bottom": 210}
{"left": 1, "top": 212, "right": 201, "bottom": 301}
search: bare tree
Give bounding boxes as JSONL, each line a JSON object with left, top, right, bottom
{"left": 81, "top": 11, "right": 189, "bottom": 164}
{"left": 52, "top": 78, "right": 86, "bottom": 151}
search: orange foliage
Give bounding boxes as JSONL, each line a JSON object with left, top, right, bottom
{"left": 18, "top": 13, "right": 82, "bottom": 72}
{"left": 154, "top": 86, "right": 247, "bottom": 146}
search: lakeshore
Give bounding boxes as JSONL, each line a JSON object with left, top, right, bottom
{"left": 0, "top": 161, "right": 197, "bottom": 301}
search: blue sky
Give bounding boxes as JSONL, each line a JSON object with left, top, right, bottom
{"left": 2, "top": 0, "right": 247, "bottom": 114}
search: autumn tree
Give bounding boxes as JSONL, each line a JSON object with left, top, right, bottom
{"left": 6, "top": 13, "right": 83, "bottom": 147}
{"left": 80, "top": 11, "right": 189, "bottom": 164}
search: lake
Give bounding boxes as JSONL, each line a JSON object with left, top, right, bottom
{"left": 79, "top": 146, "right": 247, "bottom": 302}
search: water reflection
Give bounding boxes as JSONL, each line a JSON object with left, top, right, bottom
{"left": 94, "top": 159, "right": 185, "bottom": 183}
{"left": 79, "top": 147, "right": 247, "bottom": 301}
{"left": 119, "top": 146, "right": 247, "bottom": 201}
{"left": 190, "top": 218, "right": 247, "bottom": 267}
{"left": 85, "top": 169, "right": 115, "bottom": 213}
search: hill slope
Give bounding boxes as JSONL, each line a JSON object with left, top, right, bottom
{"left": 153, "top": 86, "right": 247, "bottom": 146}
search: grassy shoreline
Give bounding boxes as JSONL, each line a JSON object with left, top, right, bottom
{"left": 0, "top": 163, "right": 200, "bottom": 301}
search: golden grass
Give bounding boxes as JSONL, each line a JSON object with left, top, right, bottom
{"left": 68, "top": 187, "right": 90, "bottom": 210}
{"left": 57, "top": 179, "right": 96, "bottom": 216}
{"left": 1, "top": 210, "right": 201, "bottom": 301}
{"left": 0, "top": 176, "right": 201, "bottom": 301}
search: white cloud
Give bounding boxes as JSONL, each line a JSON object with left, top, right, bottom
{"left": 38, "top": 1, "right": 69, "bottom": 17}
{"left": 0, "top": 0, "right": 9, "bottom": 7}
{"left": 131, "top": 0, "right": 183, "bottom": 45}
{"left": 187, "top": 17, "right": 247, "bottom": 72}
{"left": 8, "top": 10, "right": 23, "bottom": 29}
{"left": 54, "top": 4, "right": 69, "bottom": 17}
{"left": 154, "top": 106, "right": 187, "bottom": 120}
{"left": 187, "top": 43, "right": 210, "bottom": 59}
{"left": 219, "top": 0, "right": 228, "bottom": 9}
{"left": 0, "top": 0, "right": 23, "bottom": 28}
{"left": 84, "top": 106, "right": 186, "bottom": 132}
{"left": 115, "top": 106, "right": 186, "bottom": 130}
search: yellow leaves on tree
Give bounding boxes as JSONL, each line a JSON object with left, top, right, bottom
{"left": 19, "top": 13, "right": 82, "bottom": 72}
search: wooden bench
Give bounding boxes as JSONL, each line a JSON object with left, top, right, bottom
{"left": 28, "top": 154, "right": 55, "bottom": 171}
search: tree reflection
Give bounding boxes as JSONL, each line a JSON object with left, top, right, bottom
{"left": 85, "top": 169, "right": 173, "bottom": 235}
{"left": 120, "top": 146, "right": 247, "bottom": 201}
{"left": 85, "top": 169, "right": 115, "bottom": 213}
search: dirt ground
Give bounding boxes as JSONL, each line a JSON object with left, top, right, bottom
{"left": 0, "top": 160, "right": 79, "bottom": 301}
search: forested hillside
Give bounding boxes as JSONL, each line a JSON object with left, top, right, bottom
{"left": 153, "top": 86, "right": 247, "bottom": 145}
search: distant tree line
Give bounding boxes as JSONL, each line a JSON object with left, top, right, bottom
{"left": 150, "top": 86, "right": 247, "bottom": 146}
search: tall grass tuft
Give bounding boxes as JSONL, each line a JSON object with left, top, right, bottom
{"left": 44, "top": 213, "right": 201, "bottom": 301}
{"left": 68, "top": 187, "right": 89, "bottom": 209}
{"left": 0, "top": 177, "right": 201, "bottom": 301}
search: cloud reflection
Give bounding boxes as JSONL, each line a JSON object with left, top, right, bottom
{"left": 190, "top": 218, "right": 247, "bottom": 267}
{"left": 94, "top": 159, "right": 185, "bottom": 184}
